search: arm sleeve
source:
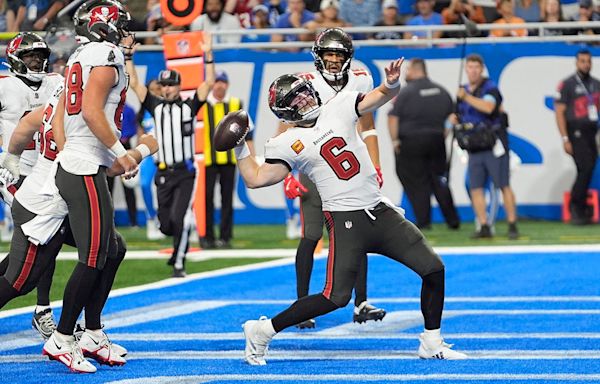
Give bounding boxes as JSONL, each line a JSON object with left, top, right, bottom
{"left": 187, "top": 93, "right": 206, "bottom": 116}
{"left": 555, "top": 80, "right": 568, "bottom": 104}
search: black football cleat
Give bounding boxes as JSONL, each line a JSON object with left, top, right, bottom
{"left": 353, "top": 301, "right": 386, "bottom": 324}
{"left": 295, "top": 319, "right": 316, "bottom": 329}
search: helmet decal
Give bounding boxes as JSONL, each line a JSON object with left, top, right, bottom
{"left": 88, "top": 5, "right": 119, "bottom": 29}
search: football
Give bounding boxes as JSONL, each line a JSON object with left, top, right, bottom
{"left": 213, "top": 110, "right": 250, "bottom": 151}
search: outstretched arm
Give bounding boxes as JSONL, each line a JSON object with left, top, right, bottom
{"left": 357, "top": 58, "right": 403, "bottom": 115}
{"left": 125, "top": 45, "right": 148, "bottom": 103}
{"left": 197, "top": 32, "right": 215, "bottom": 102}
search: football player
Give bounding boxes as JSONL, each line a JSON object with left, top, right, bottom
{"left": 0, "top": 82, "right": 158, "bottom": 372}
{"left": 282, "top": 28, "right": 385, "bottom": 328}
{"left": 0, "top": 31, "right": 64, "bottom": 339}
{"left": 7, "top": 0, "right": 139, "bottom": 373}
{"left": 234, "top": 59, "right": 467, "bottom": 364}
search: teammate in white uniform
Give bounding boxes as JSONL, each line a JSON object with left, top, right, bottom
{"left": 0, "top": 32, "right": 63, "bottom": 339}
{"left": 235, "top": 59, "right": 467, "bottom": 365}
{"left": 283, "top": 28, "right": 385, "bottom": 328}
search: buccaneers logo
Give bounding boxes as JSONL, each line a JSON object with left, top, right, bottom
{"left": 268, "top": 84, "right": 277, "bottom": 107}
{"left": 88, "top": 5, "right": 118, "bottom": 28}
{"left": 7, "top": 36, "right": 23, "bottom": 56}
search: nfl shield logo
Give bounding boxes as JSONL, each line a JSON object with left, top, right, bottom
{"left": 176, "top": 40, "right": 190, "bottom": 55}
{"left": 345, "top": 221, "right": 352, "bottom": 229}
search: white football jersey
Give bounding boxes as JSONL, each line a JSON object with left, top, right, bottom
{"left": 0, "top": 73, "right": 63, "bottom": 175}
{"left": 61, "top": 41, "right": 128, "bottom": 175}
{"left": 265, "top": 91, "right": 380, "bottom": 211}
{"left": 16, "top": 83, "right": 67, "bottom": 217}
{"left": 300, "top": 68, "right": 373, "bottom": 105}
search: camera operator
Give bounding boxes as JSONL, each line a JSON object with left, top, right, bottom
{"left": 451, "top": 54, "right": 519, "bottom": 239}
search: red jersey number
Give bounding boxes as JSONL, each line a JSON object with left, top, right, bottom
{"left": 65, "top": 63, "right": 83, "bottom": 115}
{"left": 320, "top": 137, "right": 360, "bottom": 180}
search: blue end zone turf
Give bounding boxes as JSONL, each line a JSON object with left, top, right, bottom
{"left": 1, "top": 249, "right": 600, "bottom": 383}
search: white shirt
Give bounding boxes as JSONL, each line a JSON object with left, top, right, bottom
{"left": 190, "top": 13, "right": 242, "bottom": 44}
{"left": 265, "top": 91, "right": 380, "bottom": 211}
{"left": 303, "top": 68, "right": 374, "bottom": 103}
{"left": 0, "top": 73, "right": 63, "bottom": 175}
{"left": 60, "top": 41, "right": 128, "bottom": 175}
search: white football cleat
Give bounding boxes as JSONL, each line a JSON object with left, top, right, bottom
{"left": 79, "top": 330, "right": 127, "bottom": 366}
{"left": 111, "top": 341, "right": 128, "bottom": 357}
{"left": 42, "top": 332, "right": 97, "bottom": 373}
{"left": 242, "top": 316, "right": 273, "bottom": 366}
{"left": 418, "top": 333, "right": 468, "bottom": 360}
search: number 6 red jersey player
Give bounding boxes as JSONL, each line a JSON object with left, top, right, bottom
{"left": 223, "top": 57, "right": 468, "bottom": 365}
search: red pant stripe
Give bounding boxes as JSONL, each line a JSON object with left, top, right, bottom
{"left": 322, "top": 211, "right": 335, "bottom": 299}
{"left": 84, "top": 176, "right": 100, "bottom": 268}
{"left": 13, "top": 243, "right": 38, "bottom": 291}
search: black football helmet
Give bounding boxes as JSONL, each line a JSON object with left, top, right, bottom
{"left": 5, "top": 32, "right": 50, "bottom": 81}
{"left": 73, "top": 0, "right": 131, "bottom": 46}
{"left": 311, "top": 28, "right": 354, "bottom": 83}
{"left": 268, "top": 74, "right": 322, "bottom": 125}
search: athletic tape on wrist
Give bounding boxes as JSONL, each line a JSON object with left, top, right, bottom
{"left": 360, "top": 129, "right": 378, "bottom": 140}
{"left": 135, "top": 143, "right": 151, "bottom": 159}
{"left": 384, "top": 79, "right": 400, "bottom": 89}
{"left": 110, "top": 141, "right": 128, "bottom": 157}
{"left": 234, "top": 142, "right": 250, "bottom": 160}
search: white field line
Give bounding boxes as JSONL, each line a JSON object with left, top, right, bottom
{"left": 103, "top": 374, "right": 600, "bottom": 384}
{"left": 3, "top": 350, "right": 600, "bottom": 364}
{"left": 52, "top": 243, "right": 600, "bottom": 261}
{"left": 100, "top": 331, "right": 600, "bottom": 341}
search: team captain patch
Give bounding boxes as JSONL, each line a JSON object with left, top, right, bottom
{"left": 291, "top": 140, "right": 304, "bottom": 154}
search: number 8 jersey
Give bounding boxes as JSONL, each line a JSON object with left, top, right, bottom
{"left": 61, "top": 41, "right": 128, "bottom": 175}
{"left": 265, "top": 91, "right": 381, "bottom": 212}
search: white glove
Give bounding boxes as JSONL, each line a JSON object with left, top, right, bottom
{"left": 1, "top": 153, "right": 21, "bottom": 182}
{"left": 0, "top": 168, "right": 16, "bottom": 206}
{"left": 0, "top": 167, "right": 18, "bottom": 186}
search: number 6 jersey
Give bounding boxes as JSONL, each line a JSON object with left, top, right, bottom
{"left": 60, "top": 41, "right": 128, "bottom": 175}
{"left": 265, "top": 91, "right": 381, "bottom": 212}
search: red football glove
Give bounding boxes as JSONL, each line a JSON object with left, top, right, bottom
{"left": 375, "top": 166, "right": 383, "bottom": 188}
{"left": 284, "top": 173, "right": 308, "bottom": 199}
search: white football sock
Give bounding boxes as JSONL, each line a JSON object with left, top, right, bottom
{"left": 35, "top": 305, "right": 50, "bottom": 314}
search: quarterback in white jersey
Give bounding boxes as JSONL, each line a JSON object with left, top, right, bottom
{"left": 235, "top": 60, "right": 467, "bottom": 365}
{"left": 0, "top": 32, "right": 63, "bottom": 177}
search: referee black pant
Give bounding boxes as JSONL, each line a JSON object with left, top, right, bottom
{"left": 395, "top": 133, "right": 460, "bottom": 229}
{"left": 205, "top": 164, "right": 235, "bottom": 243}
{"left": 155, "top": 166, "right": 195, "bottom": 267}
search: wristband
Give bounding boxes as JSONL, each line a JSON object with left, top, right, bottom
{"left": 204, "top": 59, "right": 214, "bottom": 64}
{"left": 384, "top": 79, "right": 400, "bottom": 89}
{"left": 135, "top": 143, "right": 151, "bottom": 159}
{"left": 234, "top": 142, "right": 251, "bottom": 160}
{"left": 110, "top": 141, "right": 128, "bottom": 157}
{"left": 562, "top": 136, "right": 569, "bottom": 143}
{"left": 360, "top": 129, "right": 378, "bottom": 140}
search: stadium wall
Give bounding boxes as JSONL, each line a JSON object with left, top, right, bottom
{"left": 4, "top": 42, "right": 600, "bottom": 225}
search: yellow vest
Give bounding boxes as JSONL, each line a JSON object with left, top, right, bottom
{"left": 204, "top": 97, "right": 241, "bottom": 166}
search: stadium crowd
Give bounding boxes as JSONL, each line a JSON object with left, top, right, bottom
{"left": 2, "top": 0, "right": 600, "bottom": 38}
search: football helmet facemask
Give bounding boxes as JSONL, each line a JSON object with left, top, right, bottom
{"left": 311, "top": 28, "right": 354, "bottom": 84}
{"left": 268, "top": 74, "right": 322, "bottom": 125}
{"left": 5, "top": 32, "right": 50, "bottom": 82}
{"left": 74, "top": 0, "right": 132, "bottom": 47}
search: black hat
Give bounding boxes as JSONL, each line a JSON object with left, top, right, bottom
{"left": 158, "top": 69, "right": 181, "bottom": 85}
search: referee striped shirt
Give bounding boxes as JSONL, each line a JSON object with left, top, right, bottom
{"left": 142, "top": 93, "right": 204, "bottom": 167}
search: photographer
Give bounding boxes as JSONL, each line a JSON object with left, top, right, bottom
{"left": 451, "top": 54, "right": 519, "bottom": 239}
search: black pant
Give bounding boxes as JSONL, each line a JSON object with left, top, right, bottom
{"left": 568, "top": 126, "right": 599, "bottom": 215}
{"left": 395, "top": 134, "right": 460, "bottom": 229}
{"left": 155, "top": 166, "right": 195, "bottom": 266}
{"left": 107, "top": 176, "right": 138, "bottom": 226}
{"left": 205, "top": 164, "right": 235, "bottom": 243}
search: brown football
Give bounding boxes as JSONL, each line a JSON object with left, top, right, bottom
{"left": 213, "top": 110, "right": 250, "bottom": 151}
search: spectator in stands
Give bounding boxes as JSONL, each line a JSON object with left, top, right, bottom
{"left": 0, "top": 2, "right": 6, "bottom": 32}
{"left": 339, "top": 0, "right": 380, "bottom": 27}
{"left": 514, "top": 0, "right": 543, "bottom": 22}
{"left": 404, "top": 0, "right": 443, "bottom": 40}
{"left": 271, "top": 0, "right": 315, "bottom": 43}
{"left": 191, "top": 0, "right": 243, "bottom": 44}
{"left": 18, "top": 0, "right": 67, "bottom": 31}
{"left": 242, "top": 4, "right": 272, "bottom": 43}
{"left": 371, "top": 0, "right": 404, "bottom": 40}
{"left": 265, "top": 0, "right": 286, "bottom": 27}
{"left": 4, "top": 0, "right": 25, "bottom": 32}
{"left": 541, "top": 0, "right": 571, "bottom": 35}
{"left": 572, "top": 0, "right": 600, "bottom": 34}
{"left": 399, "top": 0, "right": 416, "bottom": 23}
{"left": 490, "top": 0, "right": 528, "bottom": 37}
{"left": 441, "top": 0, "right": 485, "bottom": 38}
{"left": 305, "top": 0, "right": 349, "bottom": 33}
{"left": 224, "top": 0, "right": 257, "bottom": 27}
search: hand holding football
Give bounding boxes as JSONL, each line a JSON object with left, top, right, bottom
{"left": 213, "top": 110, "right": 250, "bottom": 151}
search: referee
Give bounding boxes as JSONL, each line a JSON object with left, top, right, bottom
{"left": 126, "top": 37, "right": 215, "bottom": 277}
